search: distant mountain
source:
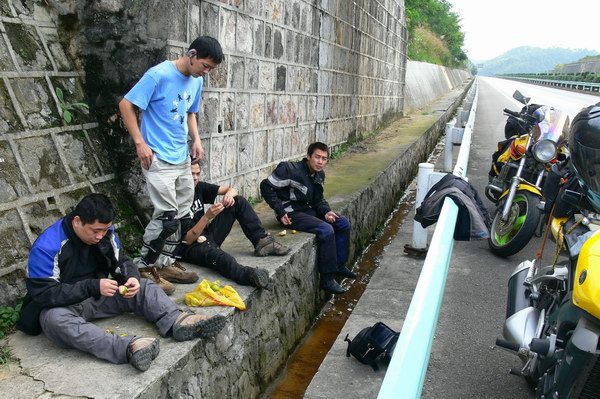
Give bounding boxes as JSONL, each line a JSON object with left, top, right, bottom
{"left": 476, "top": 47, "right": 599, "bottom": 76}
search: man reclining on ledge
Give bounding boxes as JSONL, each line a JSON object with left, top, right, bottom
{"left": 17, "top": 193, "right": 226, "bottom": 372}
{"left": 167, "top": 162, "right": 290, "bottom": 289}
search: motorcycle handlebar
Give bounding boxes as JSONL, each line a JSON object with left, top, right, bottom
{"left": 503, "top": 108, "right": 521, "bottom": 118}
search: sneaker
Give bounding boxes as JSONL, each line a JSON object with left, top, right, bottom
{"left": 139, "top": 266, "right": 176, "bottom": 296}
{"left": 127, "top": 337, "right": 160, "bottom": 371}
{"left": 172, "top": 312, "right": 227, "bottom": 342}
{"left": 336, "top": 265, "right": 358, "bottom": 279}
{"left": 160, "top": 262, "right": 199, "bottom": 284}
{"left": 254, "top": 234, "right": 291, "bottom": 257}
{"left": 248, "top": 268, "right": 272, "bottom": 290}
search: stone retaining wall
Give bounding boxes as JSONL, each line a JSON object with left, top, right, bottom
{"left": 0, "top": 0, "right": 407, "bottom": 307}
{"left": 0, "top": 0, "right": 141, "bottom": 306}
{"left": 403, "top": 60, "right": 472, "bottom": 113}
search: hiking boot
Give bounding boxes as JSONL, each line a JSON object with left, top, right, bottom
{"left": 336, "top": 265, "right": 358, "bottom": 279}
{"left": 254, "top": 234, "right": 290, "bottom": 257}
{"left": 139, "top": 266, "right": 176, "bottom": 296}
{"left": 127, "top": 337, "right": 160, "bottom": 371}
{"left": 320, "top": 274, "right": 347, "bottom": 295}
{"left": 160, "top": 262, "right": 199, "bottom": 284}
{"left": 172, "top": 312, "right": 227, "bottom": 341}
{"left": 248, "top": 267, "right": 272, "bottom": 290}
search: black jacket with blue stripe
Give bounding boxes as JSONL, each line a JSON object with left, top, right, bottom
{"left": 260, "top": 158, "right": 332, "bottom": 219}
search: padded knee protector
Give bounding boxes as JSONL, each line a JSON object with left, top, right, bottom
{"left": 158, "top": 211, "right": 179, "bottom": 239}
{"left": 142, "top": 211, "right": 180, "bottom": 265}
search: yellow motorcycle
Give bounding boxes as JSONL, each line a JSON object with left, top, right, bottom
{"left": 486, "top": 91, "right": 570, "bottom": 257}
{"left": 495, "top": 102, "right": 600, "bottom": 398}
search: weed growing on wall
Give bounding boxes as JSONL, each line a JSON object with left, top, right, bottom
{"left": 55, "top": 87, "right": 89, "bottom": 124}
{"left": 0, "top": 303, "right": 21, "bottom": 339}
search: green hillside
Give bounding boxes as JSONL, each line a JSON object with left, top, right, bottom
{"left": 478, "top": 47, "right": 598, "bottom": 76}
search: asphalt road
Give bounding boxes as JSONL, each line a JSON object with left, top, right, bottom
{"left": 421, "top": 77, "right": 599, "bottom": 398}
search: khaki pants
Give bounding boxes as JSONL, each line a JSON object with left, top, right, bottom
{"left": 138, "top": 157, "right": 193, "bottom": 267}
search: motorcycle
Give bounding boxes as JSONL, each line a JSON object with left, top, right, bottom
{"left": 486, "top": 90, "right": 570, "bottom": 257}
{"left": 495, "top": 179, "right": 600, "bottom": 398}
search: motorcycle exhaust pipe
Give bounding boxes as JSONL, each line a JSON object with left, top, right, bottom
{"left": 506, "top": 260, "right": 533, "bottom": 318}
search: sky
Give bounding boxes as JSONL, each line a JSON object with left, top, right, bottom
{"left": 446, "top": 0, "right": 600, "bottom": 61}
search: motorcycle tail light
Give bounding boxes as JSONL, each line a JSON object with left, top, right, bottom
{"left": 532, "top": 139, "right": 557, "bottom": 163}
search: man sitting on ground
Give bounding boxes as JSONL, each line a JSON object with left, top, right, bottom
{"left": 173, "top": 162, "right": 289, "bottom": 288}
{"left": 17, "top": 194, "right": 226, "bottom": 372}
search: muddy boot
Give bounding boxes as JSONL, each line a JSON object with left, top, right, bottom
{"left": 160, "top": 262, "right": 199, "bottom": 284}
{"left": 171, "top": 312, "right": 227, "bottom": 341}
{"left": 139, "top": 266, "right": 176, "bottom": 295}
{"left": 127, "top": 337, "right": 160, "bottom": 371}
{"left": 254, "top": 234, "right": 290, "bottom": 256}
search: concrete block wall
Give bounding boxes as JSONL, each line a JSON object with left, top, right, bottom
{"left": 158, "top": 0, "right": 407, "bottom": 200}
{"left": 557, "top": 60, "right": 600, "bottom": 74}
{"left": 0, "top": 0, "right": 141, "bottom": 306}
{"left": 403, "top": 60, "right": 472, "bottom": 113}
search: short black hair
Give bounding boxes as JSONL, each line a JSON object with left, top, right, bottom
{"left": 307, "top": 142, "right": 329, "bottom": 156}
{"left": 73, "top": 193, "right": 115, "bottom": 225}
{"left": 188, "top": 36, "right": 224, "bottom": 64}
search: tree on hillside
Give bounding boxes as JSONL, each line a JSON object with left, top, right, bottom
{"left": 405, "top": 0, "right": 467, "bottom": 68}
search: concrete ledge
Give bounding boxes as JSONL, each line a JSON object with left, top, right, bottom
{"left": 3, "top": 79, "right": 473, "bottom": 399}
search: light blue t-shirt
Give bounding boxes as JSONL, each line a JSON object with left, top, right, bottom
{"left": 125, "top": 60, "right": 203, "bottom": 164}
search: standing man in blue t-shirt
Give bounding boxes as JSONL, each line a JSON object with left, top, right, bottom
{"left": 119, "top": 36, "right": 223, "bottom": 294}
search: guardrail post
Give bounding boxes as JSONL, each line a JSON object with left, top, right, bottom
{"left": 443, "top": 123, "right": 454, "bottom": 173}
{"left": 455, "top": 106, "right": 464, "bottom": 127}
{"left": 411, "top": 162, "right": 434, "bottom": 250}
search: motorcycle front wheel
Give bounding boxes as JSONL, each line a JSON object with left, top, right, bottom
{"left": 488, "top": 191, "right": 542, "bottom": 257}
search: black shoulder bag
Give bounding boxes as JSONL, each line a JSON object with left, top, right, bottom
{"left": 344, "top": 322, "right": 399, "bottom": 371}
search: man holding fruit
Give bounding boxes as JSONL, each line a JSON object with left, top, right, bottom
{"left": 17, "top": 193, "right": 226, "bottom": 372}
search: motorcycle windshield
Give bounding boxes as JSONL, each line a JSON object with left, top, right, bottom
{"left": 531, "top": 106, "right": 570, "bottom": 143}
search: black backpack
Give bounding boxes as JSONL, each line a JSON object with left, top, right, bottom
{"left": 344, "top": 322, "right": 399, "bottom": 371}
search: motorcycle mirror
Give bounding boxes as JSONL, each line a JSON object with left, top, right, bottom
{"left": 512, "top": 90, "right": 531, "bottom": 105}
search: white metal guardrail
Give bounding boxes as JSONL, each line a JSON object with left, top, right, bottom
{"left": 378, "top": 82, "right": 478, "bottom": 399}
{"left": 505, "top": 76, "right": 600, "bottom": 93}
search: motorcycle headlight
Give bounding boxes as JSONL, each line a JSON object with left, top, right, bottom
{"left": 532, "top": 139, "right": 557, "bottom": 163}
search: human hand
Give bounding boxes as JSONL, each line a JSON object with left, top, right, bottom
{"left": 135, "top": 142, "right": 154, "bottom": 170}
{"left": 191, "top": 140, "right": 205, "bottom": 161}
{"left": 324, "top": 211, "right": 338, "bottom": 223}
{"left": 280, "top": 214, "right": 292, "bottom": 226}
{"left": 100, "top": 278, "right": 119, "bottom": 297}
{"left": 121, "top": 277, "right": 140, "bottom": 298}
{"left": 206, "top": 203, "right": 224, "bottom": 220}
{"left": 221, "top": 194, "right": 235, "bottom": 208}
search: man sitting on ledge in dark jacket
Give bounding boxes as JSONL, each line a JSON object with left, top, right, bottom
{"left": 260, "top": 142, "right": 356, "bottom": 295}
{"left": 17, "top": 193, "right": 226, "bottom": 372}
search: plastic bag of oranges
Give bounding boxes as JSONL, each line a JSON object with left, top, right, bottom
{"left": 184, "top": 279, "right": 246, "bottom": 311}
